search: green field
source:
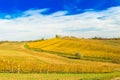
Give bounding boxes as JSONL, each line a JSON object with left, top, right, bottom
{"left": 0, "top": 72, "right": 120, "bottom": 80}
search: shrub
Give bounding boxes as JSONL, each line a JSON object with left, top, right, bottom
{"left": 55, "top": 35, "right": 61, "bottom": 38}
{"left": 75, "top": 52, "right": 83, "bottom": 59}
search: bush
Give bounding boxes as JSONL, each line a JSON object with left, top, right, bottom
{"left": 75, "top": 52, "right": 83, "bottom": 59}
{"left": 55, "top": 35, "right": 61, "bottom": 38}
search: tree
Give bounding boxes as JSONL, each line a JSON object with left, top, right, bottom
{"left": 55, "top": 34, "right": 61, "bottom": 38}
{"left": 75, "top": 52, "right": 83, "bottom": 59}
{"left": 41, "top": 38, "right": 44, "bottom": 41}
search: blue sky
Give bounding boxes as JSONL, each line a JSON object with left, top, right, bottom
{"left": 0, "top": 0, "right": 120, "bottom": 41}
{"left": 0, "top": 0, "right": 120, "bottom": 16}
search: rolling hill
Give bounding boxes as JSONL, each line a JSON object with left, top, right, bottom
{"left": 0, "top": 39, "right": 119, "bottom": 73}
{"left": 28, "top": 37, "right": 120, "bottom": 63}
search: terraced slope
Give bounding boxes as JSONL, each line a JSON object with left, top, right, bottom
{"left": 28, "top": 38, "right": 120, "bottom": 63}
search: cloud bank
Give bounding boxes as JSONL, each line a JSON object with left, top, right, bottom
{"left": 0, "top": 7, "right": 120, "bottom": 41}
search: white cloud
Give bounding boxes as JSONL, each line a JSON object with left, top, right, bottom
{"left": 0, "top": 6, "right": 120, "bottom": 41}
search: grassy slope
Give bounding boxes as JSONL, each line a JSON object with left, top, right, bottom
{"left": 0, "top": 40, "right": 120, "bottom": 79}
{"left": 0, "top": 42, "right": 119, "bottom": 73}
{"left": 0, "top": 72, "right": 120, "bottom": 80}
{"left": 28, "top": 38, "right": 120, "bottom": 63}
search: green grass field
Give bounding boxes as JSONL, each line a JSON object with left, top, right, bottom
{"left": 0, "top": 72, "right": 120, "bottom": 80}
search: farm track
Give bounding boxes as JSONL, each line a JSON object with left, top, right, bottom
{"left": 0, "top": 42, "right": 71, "bottom": 64}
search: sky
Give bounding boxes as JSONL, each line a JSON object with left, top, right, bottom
{"left": 0, "top": 0, "right": 120, "bottom": 41}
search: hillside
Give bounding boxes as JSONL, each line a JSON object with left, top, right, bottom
{"left": 0, "top": 41, "right": 119, "bottom": 73}
{"left": 28, "top": 37, "right": 120, "bottom": 63}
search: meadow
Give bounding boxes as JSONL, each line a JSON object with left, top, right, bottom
{"left": 0, "top": 72, "right": 120, "bottom": 80}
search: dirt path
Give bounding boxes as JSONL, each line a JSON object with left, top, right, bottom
{"left": 15, "top": 42, "right": 72, "bottom": 64}
{"left": 111, "top": 77, "right": 120, "bottom": 80}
